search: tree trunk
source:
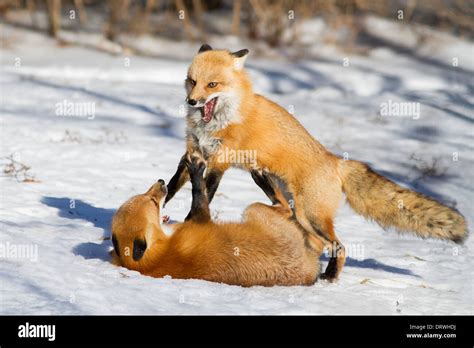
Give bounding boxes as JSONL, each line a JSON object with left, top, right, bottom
{"left": 46, "top": 0, "right": 61, "bottom": 38}
{"left": 106, "top": 0, "right": 125, "bottom": 41}
{"left": 175, "top": 0, "right": 194, "bottom": 41}
{"left": 192, "top": 0, "right": 204, "bottom": 40}
{"left": 74, "top": 0, "right": 88, "bottom": 26}
{"left": 231, "top": 0, "right": 241, "bottom": 36}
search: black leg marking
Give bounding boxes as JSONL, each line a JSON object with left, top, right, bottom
{"left": 206, "top": 170, "right": 223, "bottom": 203}
{"left": 321, "top": 241, "right": 344, "bottom": 280}
{"left": 132, "top": 238, "right": 147, "bottom": 261}
{"left": 268, "top": 173, "right": 294, "bottom": 214}
{"left": 165, "top": 154, "right": 189, "bottom": 205}
{"left": 184, "top": 211, "right": 193, "bottom": 221}
{"left": 321, "top": 257, "right": 338, "bottom": 280}
{"left": 185, "top": 155, "right": 210, "bottom": 223}
{"left": 308, "top": 221, "right": 340, "bottom": 280}
{"left": 250, "top": 170, "right": 279, "bottom": 205}
{"left": 288, "top": 215, "right": 321, "bottom": 251}
{"left": 250, "top": 170, "right": 295, "bottom": 211}
{"left": 310, "top": 221, "right": 336, "bottom": 244}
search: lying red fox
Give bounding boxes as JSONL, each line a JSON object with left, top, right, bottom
{"left": 165, "top": 44, "right": 468, "bottom": 281}
{"left": 111, "top": 152, "right": 323, "bottom": 287}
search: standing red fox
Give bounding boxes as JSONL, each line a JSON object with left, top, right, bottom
{"left": 165, "top": 44, "right": 468, "bottom": 281}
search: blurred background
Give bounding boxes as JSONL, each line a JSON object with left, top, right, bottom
{"left": 1, "top": 0, "right": 473, "bottom": 58}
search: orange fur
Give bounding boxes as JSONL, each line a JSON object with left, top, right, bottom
{"left": 111, "top": 181, "right": 322, "bottom": 287}
{"left": 178, "top": 47, "right": 468, "bottom": 280}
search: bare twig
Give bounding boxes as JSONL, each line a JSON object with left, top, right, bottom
{"left": 2, "top": 155, "right": 39, "bottom": 183}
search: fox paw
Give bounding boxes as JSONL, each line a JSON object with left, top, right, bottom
{"left": 185, "top": 151, "right": 206, "bottom": 177}
{"left": 320, "top": 258, "right": 340, "bottom": 282}
{"left": 251, "top": 167, "right": 274, "bottom": 186}
{"left": 252, "top": 166, "right": 270, "bottom": 177}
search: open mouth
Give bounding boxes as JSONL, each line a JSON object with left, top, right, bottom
{"left": 201, "top": 97, "right": 217, "bottom": 123}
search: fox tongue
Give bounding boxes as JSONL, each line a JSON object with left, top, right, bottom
{"left": 202, "top": 98, "right": 216, "bottom": 123}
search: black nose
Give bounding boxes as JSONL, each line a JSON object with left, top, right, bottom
{"left": 187, "top": 98, "right": 197, "bottom": 106}
{"left": 158, "top": 179, "right": 165, "bottom": 185}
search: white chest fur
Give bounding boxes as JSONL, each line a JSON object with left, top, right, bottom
{"left": 186, "top": 95, "right": 240, "bottom": 157}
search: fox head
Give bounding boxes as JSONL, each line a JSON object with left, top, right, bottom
{"left": 185, "top": 44, "right": 252, "bottom": 123}
{"left": 111, "top": 180, "right": 168, "bottom": 270}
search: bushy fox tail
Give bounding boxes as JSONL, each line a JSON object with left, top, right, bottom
{"left": 339, "top": 159, "right": 468, "bottom": 243}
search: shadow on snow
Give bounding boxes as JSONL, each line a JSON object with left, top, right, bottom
{"left": 41, "top": 196, "right": 114, "bottom": 262}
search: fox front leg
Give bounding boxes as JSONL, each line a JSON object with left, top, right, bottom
{"left": 165, "top": 153, "right": 190, "bottom": 206}
{"left": 250, "top": 169, "right": 293, "bottom": 214}
{"left": 250, "top": 169, "right": 281, "bottom": 205}
{"left": 184, "top": 158, "right": 226, "bottom": 221}
{"left": 184, "top": 152, "right": 210, "bottom": 223}
{"left": 203, "top": 154, "right": 230, "bottom": 204}
{"left": 205, "top": 169, "right": 224, "bottom": 203}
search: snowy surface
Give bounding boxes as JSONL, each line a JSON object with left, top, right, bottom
{"left": 0, "top": 23, "right": 473, "bottom": 315}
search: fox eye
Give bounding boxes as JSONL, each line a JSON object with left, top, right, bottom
{"left": 207, "top": 82, "right": 218, "bottom": 88}
{"left": 188, "top": 78, "right": 196, "bottom": 86}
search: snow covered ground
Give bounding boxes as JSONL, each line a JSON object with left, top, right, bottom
{"left": 1, "top": 22, "right": 473, "bottom": 315}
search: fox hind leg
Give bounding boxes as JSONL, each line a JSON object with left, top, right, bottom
{"left": 309, "top": 216, "right": 346, "bottom": 281}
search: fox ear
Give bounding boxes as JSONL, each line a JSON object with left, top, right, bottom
{"left": 132, "top": 238, "right": 147, "bottom": 261}
{"left": 231, "top": 49, "right": 249, "bottom": 71}
{"left": 198, "top": 44, "right": 212, "bottom": 53}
